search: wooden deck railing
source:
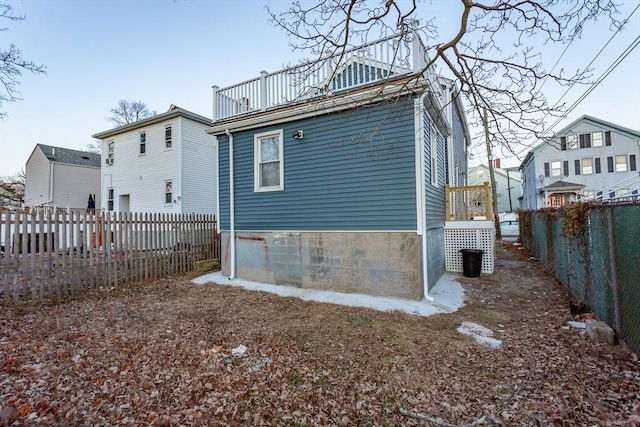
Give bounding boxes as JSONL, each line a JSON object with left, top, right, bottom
{"left": 1, "top": 210, "right": 220, "bottom": 305}
{"left": 445, "top": 182, "right": 493, "bottom": 221}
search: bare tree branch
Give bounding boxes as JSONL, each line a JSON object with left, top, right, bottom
{"left": 267, "top": 0, "right": 624, "bottom": 158}
{"left": 0, "top": 169, "right": 25, "bottom": 207}
{"left": 107, "top": 99, "right": 157, "bottom": 127}
{"left": 0, "top": 2, "right": 47, "bottom": 118}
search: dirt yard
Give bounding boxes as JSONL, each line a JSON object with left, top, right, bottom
{"left": 1, "top": 242, "right": 638, "bottom": 426}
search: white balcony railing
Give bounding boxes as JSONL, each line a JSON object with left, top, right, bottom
{"left": 212, "top": 27, "right": 432, "bottom": 122}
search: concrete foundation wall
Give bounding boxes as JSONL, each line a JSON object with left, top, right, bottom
{"left": 426, "top": 227, "right": 446, "bottom": 290}
{"left": 221, "top": 231, "right": 423, "bottom": 300}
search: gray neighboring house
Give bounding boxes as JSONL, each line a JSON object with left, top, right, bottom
{"left": 467, "top": 164, "right": 521, "bottom": 213}
{"left": 24, "top": 144, "right": 101, "bottom": 209}
{"left": 520, "top": 115, "right": 640, "bottom": 209}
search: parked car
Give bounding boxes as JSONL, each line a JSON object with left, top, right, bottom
{"left": 500, "top": 220, "right": 519, "bottom": 237}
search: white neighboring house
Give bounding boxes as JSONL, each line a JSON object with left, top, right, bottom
{"left": 24, "top": 144, "right": 101, "bottom": 209}
{"left": 92, "top": 105, "right": 217, "bottom": 214}
{"left": 520, "top": 115, "right": 640, "bottom": 209}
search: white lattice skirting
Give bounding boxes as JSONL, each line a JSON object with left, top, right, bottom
{"left": 444, "top": 220, "right": 495, "bottom": 274}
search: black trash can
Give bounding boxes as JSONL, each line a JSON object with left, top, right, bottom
{"left": 460, "top": 249, "right": 484, "bottom": 278}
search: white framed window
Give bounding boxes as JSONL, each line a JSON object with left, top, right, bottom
{"left": 107, "top": 188, "right": 114, "bottom": 211}
{"left": 567, "top": 134, "right": 578, "bottom": 150}
{"left": 476, "top": 169, "right": 484, "bottom": 178}
{"left": 582, "top": 158, "right": 593, "bottom": 174}
{"left": 615, "top": 155, "right": 628, "bottom": 172}
{"left": 551, "top": 161, "right": 562, "bottom": 177}
{"left": 592, "top": 132, "right": 603, "bottom": 147}
{"left": 165, "top": 126, "right": 172, "bottom": 149}
{"left": 582, "top": 190, "right": 595, "bottom": 199}
{"left": 139, "top": 132, "right": 146, "bottom": 154}
{"left": 106, "top": 141, "right": 114, "bottom": 165}
{"left": 165, "top": 181, "right": 172, "bottom": 204}
{"left": 430, "top": 123, "right": 438, "bottom": 186}
{"left": 254, "top": 130, "right": 284, "bottom": 192}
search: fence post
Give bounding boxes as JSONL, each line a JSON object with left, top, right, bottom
{"left": 212, "top": 85, "right": 219, "bottom": 121}
{"left": 606, "top": 208, "right": 622, "bottom": 336}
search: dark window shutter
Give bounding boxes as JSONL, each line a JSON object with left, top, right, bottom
{"left": 610, "top": 191, "right": 616, "bottom": 199}
{"left": 560, "top": 137, "right": 567, "bottom": 150}
{"left": 607, "top": 156, "right": 614, "bottom": 173}
{"left": 605, "top": 131, "right": 612, "bottom": 146}
{"left": 564, "top": 161, "right": 569, "bottom": 176}
{"left": 595, "top": 158, "right": 601, "bottom": 173}
{"left": 574, "top": 160, "right": 580, "bottom": 175}
{"left": 631, "top": 155, "right": 637, "bottom": 171}
{"left": 585, "top": 133, "right": 591, "bottom": 148}
{"left": 544, "top": 162, "right": 550, "bottom": 177}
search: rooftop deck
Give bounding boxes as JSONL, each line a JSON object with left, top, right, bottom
{"left": 211, "top": 28, "right": 438, "bottom": 122}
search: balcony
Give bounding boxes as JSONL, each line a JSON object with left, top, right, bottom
{"left": 445, "top": 183, "right": 494, "bottom": 221}
{"left": 211, "top": 28, "right": 436, "bottom": 122}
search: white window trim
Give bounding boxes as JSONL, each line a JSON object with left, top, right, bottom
{"left": 165, "top": 125, "right": 173, "bottom": 149}
{"left": 254, "top": 129, "right": 284, "bottom": 192}
{"left": 107, "top": 188, "right": 114, "bottom": 211}
{"left": 615, "top": 154, "right": 628, "bottom": 172}
{"left": 582, "top": 158, "right": 593, "bottom": 175}
{"left": 139, "top": 132, "right": 146, "bottom": 155}
{"left": 165, "top": 180, "right": 173, "bottom": 205}
{"left": 567, "top": 134, "right": 578, "bottom": 150}
{"left": 550, "top": 160, "right": 562, "bottom": 177}
{"left": 107, "top": 141, "right": 115, "bottom": 164}
{"left": 430, "top": 123, "right": 438, "bottom": 187}
{"left": 592, "top": 131, "right": 604, "bottom": 147}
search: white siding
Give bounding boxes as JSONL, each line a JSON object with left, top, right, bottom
{"left": 100, "top": 115, "right": 217, "bottom": 214}
{"left": 52, "top": 163, "right": 101, "bottom": 209}
{"left": 181, "top": 118, "right": 217, "bottom": 214}
{"left": 101, "top": 118, "right": 181, "bottom": 213}
{"left": 25, "top": 148, "right": 51, "bottom": 207}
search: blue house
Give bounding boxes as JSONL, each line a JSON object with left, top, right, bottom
{"left": 207, "top": 33, "right": 476, "bottom": 301}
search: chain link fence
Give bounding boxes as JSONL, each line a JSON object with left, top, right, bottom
{"left": 520, "top": 202, "right": 640, "bottom": 354}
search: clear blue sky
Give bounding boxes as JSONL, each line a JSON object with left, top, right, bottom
{"left": 1, "top": 0, "right": 639, "bottom": 176}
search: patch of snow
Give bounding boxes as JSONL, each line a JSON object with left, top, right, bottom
{"left": 191, "top": 271, "right": 465, "bottom": 318}
{"left": 457, "top": 321, "right": 502, "bottom": 348}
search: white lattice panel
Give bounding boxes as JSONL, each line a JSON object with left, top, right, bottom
{"left": 444, "top": 221, "right": 495, "bottom": 274}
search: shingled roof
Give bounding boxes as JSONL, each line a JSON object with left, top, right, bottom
{"left": 37, "top": 144, "right": 101, "bottom": 168}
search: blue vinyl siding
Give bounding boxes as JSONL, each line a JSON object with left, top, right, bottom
{"left": 218, "top": 97, "right": 418, "bottom": 231}
{"left": 450, "top": 101, "right": 468, "bottom": 187}
{"left": 424, "top": 111, "right": 446, "bottom": 228}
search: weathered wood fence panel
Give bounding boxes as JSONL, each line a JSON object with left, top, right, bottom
{"left": 0, "top": 209, "right": 220, "bottom": 305}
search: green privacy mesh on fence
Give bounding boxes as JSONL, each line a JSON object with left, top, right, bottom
{"left": 520, "top": 203, "right": 640, "bottom": 354}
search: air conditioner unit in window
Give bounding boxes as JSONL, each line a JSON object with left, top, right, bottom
{"left": 105, "top": 158, "right": 113, "bottom": 165}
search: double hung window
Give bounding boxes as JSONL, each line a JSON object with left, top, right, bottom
{"left": 254, "top": 130, "right": 284, "bottom": 192}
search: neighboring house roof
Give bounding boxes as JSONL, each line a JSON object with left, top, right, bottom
{"left": 542, "top": 180, "right": 585, "bottom": 191}
{"left": 520, "top": 115, "right": 640, "bottom": 170}
{"left": 35, "top": 144, "right": 101, "bottom": 168}
{"left": 92, "top": 105, "right": 211, "bottom": 139}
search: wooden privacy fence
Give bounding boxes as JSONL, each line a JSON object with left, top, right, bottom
{"left": 1, "top": 209, "right": 220, "bottom": 305}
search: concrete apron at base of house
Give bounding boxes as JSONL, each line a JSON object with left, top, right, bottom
{"left": 221, "top": 231, "right": 423, "bottom": 300}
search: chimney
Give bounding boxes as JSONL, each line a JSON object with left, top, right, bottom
{"left": 494, "top": 158, "right": 500, "bottom": 169}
